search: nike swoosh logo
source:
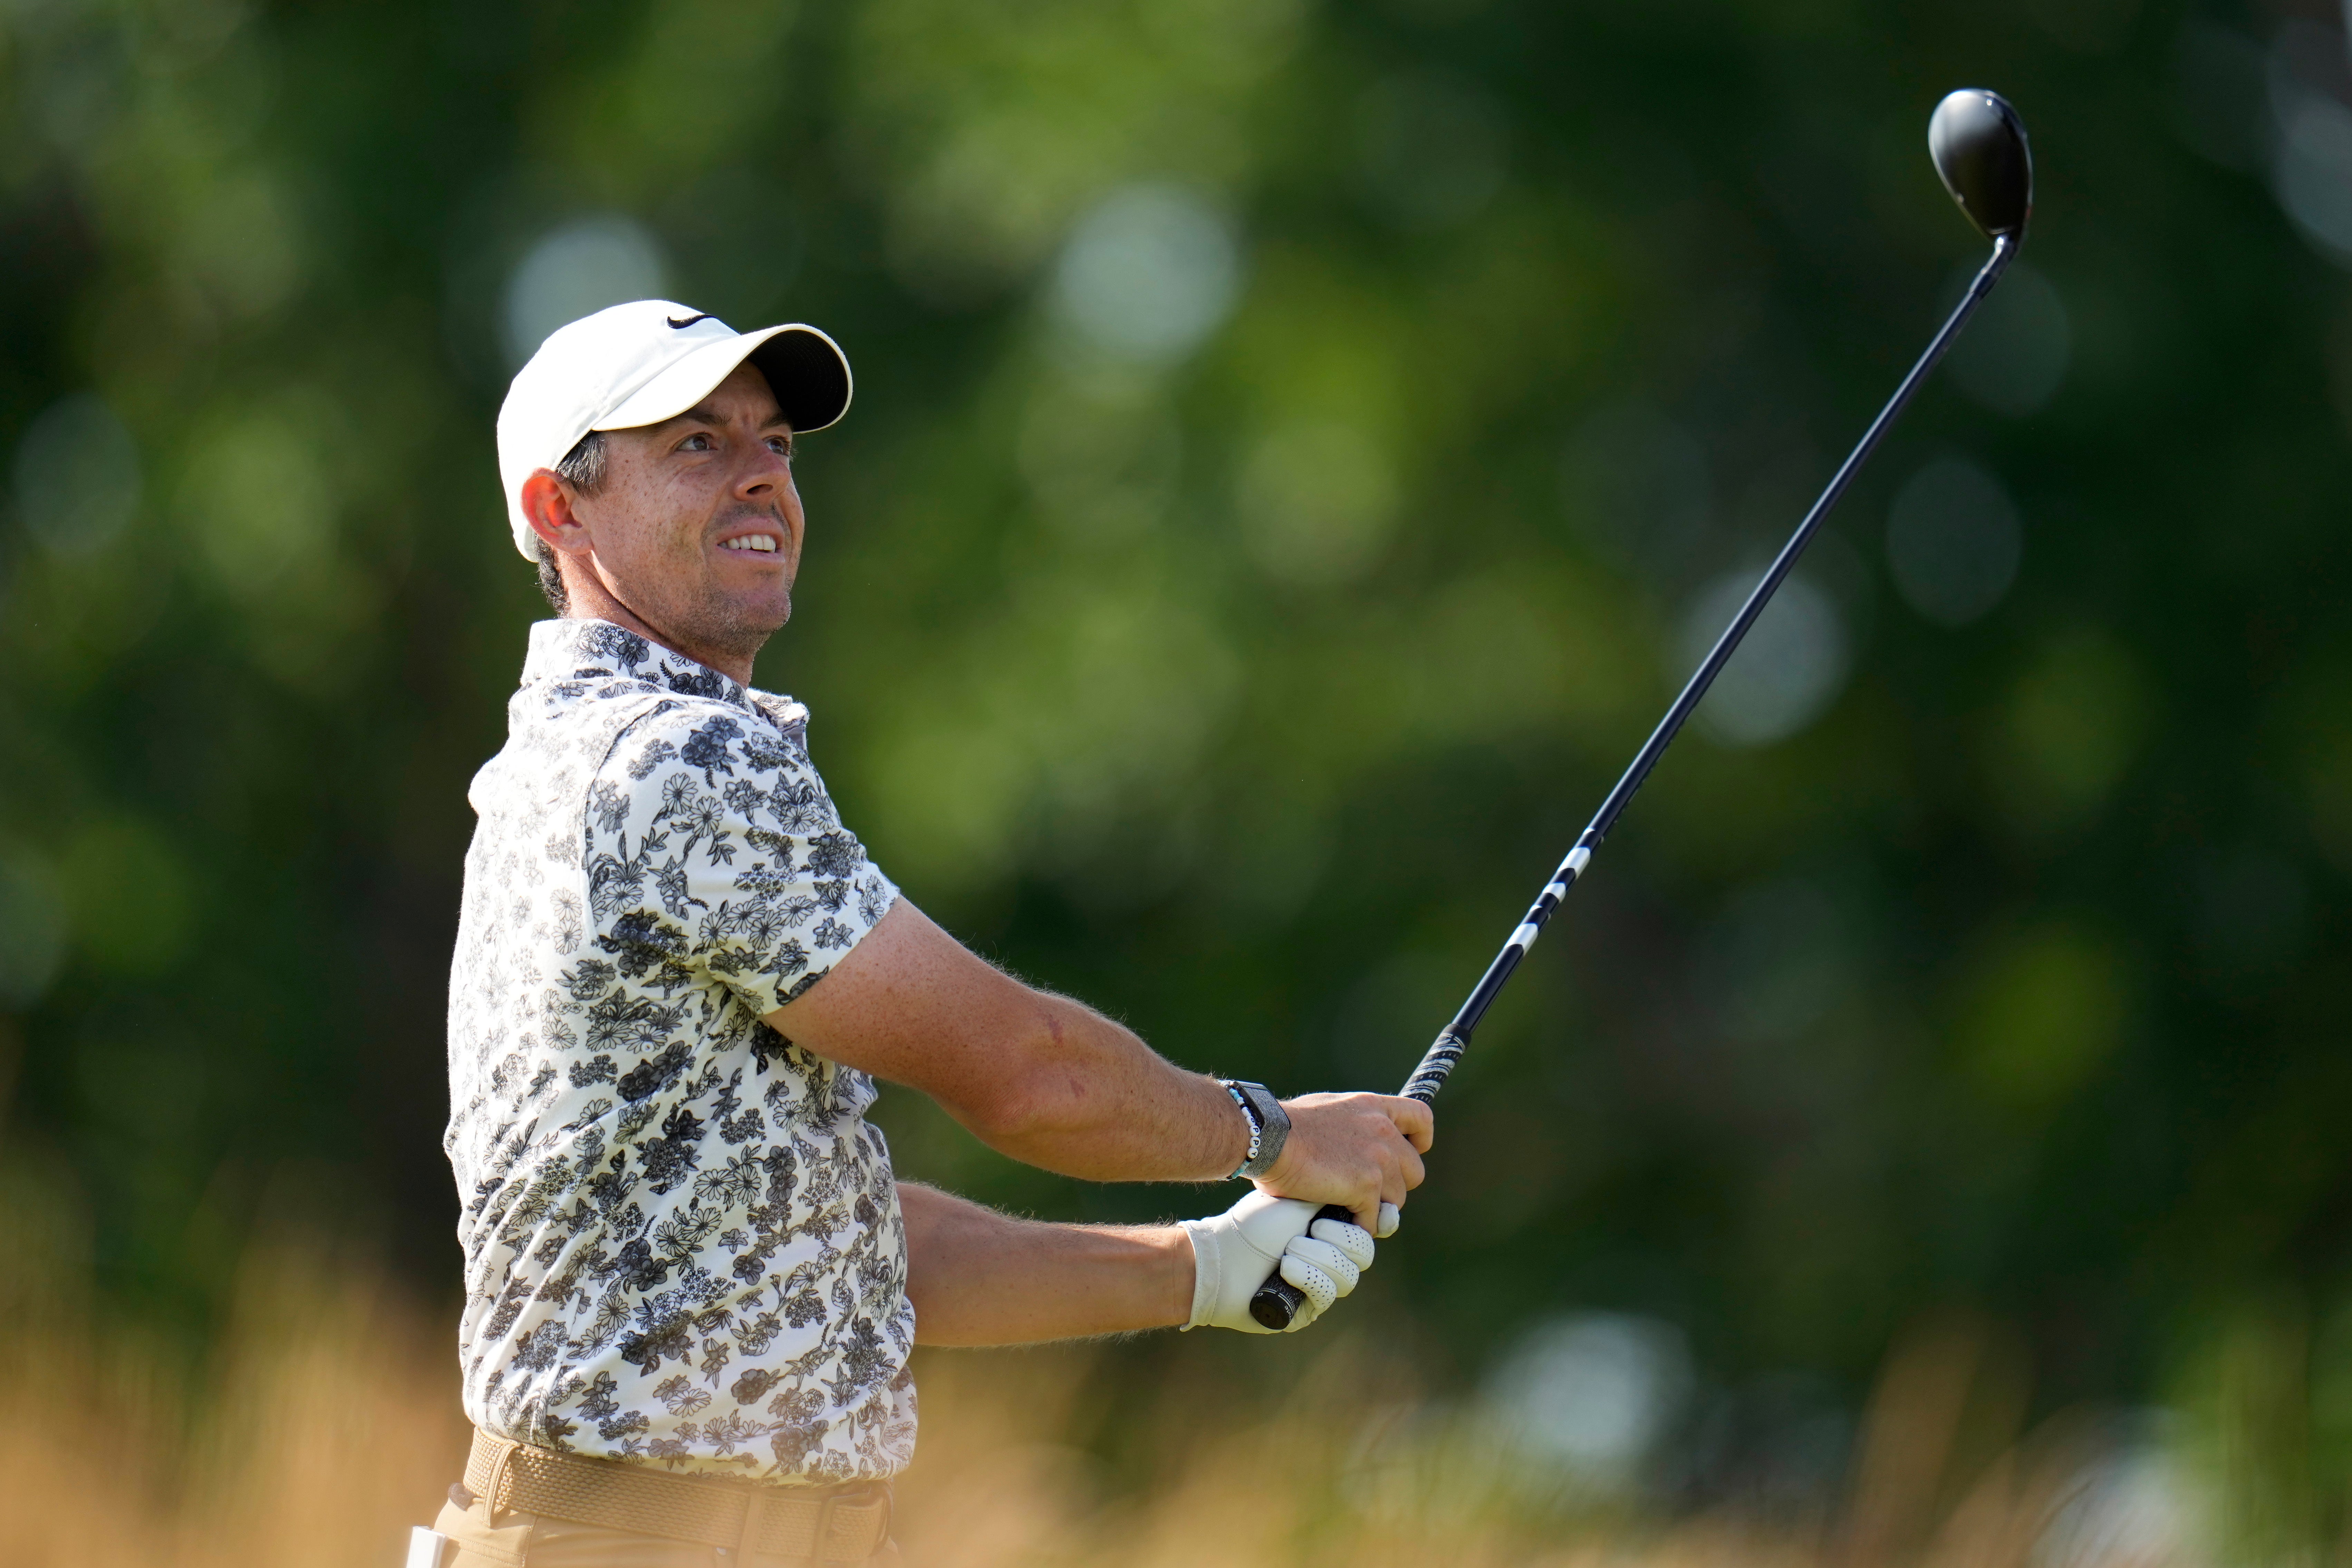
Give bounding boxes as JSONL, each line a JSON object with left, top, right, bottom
{"left": 666, "top": 313, "right": 714, "bottom": 329}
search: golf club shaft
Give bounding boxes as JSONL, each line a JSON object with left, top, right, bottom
{"left": 1250, "top": 233, "right": 2018, "bottom": 1330}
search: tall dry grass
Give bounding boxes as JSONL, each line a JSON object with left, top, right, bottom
{"left": 0, "top": 1229, "right": 2196, "bottom": 1568}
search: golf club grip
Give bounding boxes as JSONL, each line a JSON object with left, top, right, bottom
{"left": 1247, "top": 1204, "right": 1356, "bottom": 1329}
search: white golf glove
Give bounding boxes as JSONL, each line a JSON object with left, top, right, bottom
{"left": 1178, "top": 1189, "right": 1388, "bottom": 1334}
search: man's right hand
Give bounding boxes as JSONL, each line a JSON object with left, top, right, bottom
{"left": 1257, "top": 1091, "right": 1433, "bottom": 1234}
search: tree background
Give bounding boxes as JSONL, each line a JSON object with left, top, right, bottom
{"left": 1, "top": 0, "right": 2348, "bottom": 1510}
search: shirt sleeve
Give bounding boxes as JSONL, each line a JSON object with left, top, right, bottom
{"left": 580, "top": 702, "right": 898, "bottom": 1014}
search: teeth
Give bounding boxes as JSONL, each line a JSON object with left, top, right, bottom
{"left": 721, "top": 535, "right": 778, "bottom": 553}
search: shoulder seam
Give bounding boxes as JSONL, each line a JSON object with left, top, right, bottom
{"left": 579, "top": 698, "right": 695, "bottom": 861}
{"left": 587, "top": 695, "right": 696, "bottom": 773}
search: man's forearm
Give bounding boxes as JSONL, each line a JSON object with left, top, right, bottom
{"left": 774, "top": 900, "right": 1430, "bottom": 1220}
{"left": 900, "top": 1182, "right": 1194, "bottom": 1346}
{"left": 771, "top": 900, "right": 1251, "bottom": 1181}
{"left": 974, "top": 998, "right": 1250, "bottom": 1181}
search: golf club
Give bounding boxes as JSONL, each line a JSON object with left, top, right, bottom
{"left": 1250, "top": 88, "right": 2034, "bottom": 1330}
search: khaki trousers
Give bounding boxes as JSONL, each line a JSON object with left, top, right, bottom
{"left": 430, "top": 1492, "right": 902, "bottom": 1567}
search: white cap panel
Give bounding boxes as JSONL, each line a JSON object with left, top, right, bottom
{"left": 594, "top": 325, "right": 791, "bottom": 433}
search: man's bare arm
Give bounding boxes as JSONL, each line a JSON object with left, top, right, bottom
{"left": 770, "top": 900, "right": 1433, "bottom": 1226}
{"left": 901, "top": 1182, "right": 1192, "bottom": 1346}
{"left": 772, "top": 901, "right": 1243, "bottom": 1180}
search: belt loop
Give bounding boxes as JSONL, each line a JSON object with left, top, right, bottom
{"left": 809, "top": 1494, "right": 839, "bottom": 1565}
{"left": 735, "top": 1488, "right": 768, "bottom": 1562}
{"left": 483, "top": 1437, "right": 520, "bottom": 1524}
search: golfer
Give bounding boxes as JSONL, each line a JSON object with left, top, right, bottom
{"left": 422, "top": 301, "right": 1434, "bottom": 1566}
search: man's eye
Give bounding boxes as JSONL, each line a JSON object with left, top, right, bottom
{"left": 768, "top": 437, "right": 792, "bottom": 457}
{"left": 679, "top": 434, "right": 712, "bottom": 452}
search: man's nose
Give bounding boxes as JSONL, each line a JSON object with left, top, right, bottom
{"left": 736, "top": 443, "right": 791, "bottom": 496}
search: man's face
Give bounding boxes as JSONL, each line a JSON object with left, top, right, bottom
{"left": 562, "top": 361, "right": 803, "bottom": 666}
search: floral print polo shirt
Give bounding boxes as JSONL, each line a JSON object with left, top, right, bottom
{"left": 445, "top": 618, "right": 913, "bottom": 1484}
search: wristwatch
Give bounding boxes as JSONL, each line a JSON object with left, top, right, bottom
{"left": 1218, "top": 1079, "right": 1291, "bottom": 1180}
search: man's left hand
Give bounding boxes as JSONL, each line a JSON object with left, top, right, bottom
{"left": 1179, "top": 1190, "right": 1381, "bottom": 1334}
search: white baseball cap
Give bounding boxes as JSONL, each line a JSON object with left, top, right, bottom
{"left": 495, "top": 299, "right": 853, "bottom": 560}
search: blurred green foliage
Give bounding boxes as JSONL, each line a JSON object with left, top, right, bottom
{"left": 2, "top": 0, "right": 2351, "bottom": 1514}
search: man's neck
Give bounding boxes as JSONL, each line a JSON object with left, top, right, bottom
{"left": 561, "top": 573, "right": 759, "bottom": 687}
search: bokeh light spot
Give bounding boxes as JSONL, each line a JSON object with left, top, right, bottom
{"left": 2275, "top": 99, "right": 2352, "bottom": 261}
{"left": 1948, "top": 264, "right": 2072, "bottom": 417}
{"left": 1017, "top": 372, "right": 1182, "bottom": 543}
{"left": 180, "top": 411, "right": 335, "bottom": 594}
{"left": 1050, "top": 184, "right": 1240, "bottom": 363}
{"left": 1958, "top": 921, "right": 2129, "bottom": 1114}
{"left": 1886, "top": 457, "right": 2022, "bottom": 628}
{"left": 1699, "top": 878, "right": 1854, "bottom": 1044}
{"left": 1682, "top": 569, "right": 1849, "bottom": 747}
{"left": 1354, "top": 69, "right": 1508, "bottom": 230}
{"left": 1483, "top": 1312, "right": 1693, "bottom": 1489}
{"left": 1988, "top": 626, "right": 2151, "bottom": 835}
{"left": 502, "top": 214, "right": 672, "bottom": 368}
{"left": 1236, "top": 421, "right": 1401, "bottom": 585}
{"left": 0, "top": 849, "right": 66, "bottom": 1008}
{"left": 61, "top": 817, "right": 195, "bottom": 978}
{"left": 12, "top": 394, "right": 141, "bottom": 557}
{"left": 1562, "top": 404, "right": 1710, "bottom": 583}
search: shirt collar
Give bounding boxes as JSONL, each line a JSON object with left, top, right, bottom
{"left": 519, "top": 618, "right": 757, "bottom": 713}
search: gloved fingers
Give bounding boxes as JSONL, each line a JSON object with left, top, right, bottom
{"left": 1288, "top": 1236, "right": 1361, "bottom": 1296}
{"left": 1278, "top": 1254, "right": 1338, "bottom": 1325}
{"left": 1231, "top": 1192, "right": 1322, "bottom": 1263}
{"left": 1375, "top": 1202, "right": 1401, "bottom": 1240}
{"left": 1308, "top": 1216, "right": 1375, "bottom": 1272}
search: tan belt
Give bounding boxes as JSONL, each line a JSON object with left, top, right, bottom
{"left": 464, "top": 1428, "right": 892, "bottom": 1562}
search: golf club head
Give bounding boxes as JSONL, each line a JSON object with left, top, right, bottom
{"left": 1928, "top": 89, "right": 2031, "bottom": 240}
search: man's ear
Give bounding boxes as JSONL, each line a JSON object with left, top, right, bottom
{"left": 521, "top": 469, "right": 590, "bottom": 558}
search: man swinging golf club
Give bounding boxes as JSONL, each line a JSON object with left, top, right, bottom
{"left": 421, "top": 301, "right": 1433, "bottom": 1566}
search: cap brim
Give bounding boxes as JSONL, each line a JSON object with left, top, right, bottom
{"left": 596, "top": 323, "right": 852, "bottom": 436}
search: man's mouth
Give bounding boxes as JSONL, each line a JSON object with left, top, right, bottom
{"left": 718, "top": 533, "right": 782, "bottom": 555}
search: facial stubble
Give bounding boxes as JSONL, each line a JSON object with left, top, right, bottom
{"left": 667, "top": 500, "right": 798, "bottom": 666}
